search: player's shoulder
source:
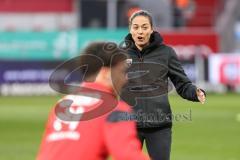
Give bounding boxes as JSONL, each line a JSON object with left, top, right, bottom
{"left": 116, "top": 100, "right": 132, "bottom": 112}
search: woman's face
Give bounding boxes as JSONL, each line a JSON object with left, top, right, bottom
{"left": 130, "top": 16, "right": 153, "bottom": 49}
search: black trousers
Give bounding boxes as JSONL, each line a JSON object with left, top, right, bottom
{"left": 137, "top": 127, "right": 172, "bottom": 160}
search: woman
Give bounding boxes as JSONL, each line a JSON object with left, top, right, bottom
{"left": 121, "top": 10, "right": 206, "bottom": 160}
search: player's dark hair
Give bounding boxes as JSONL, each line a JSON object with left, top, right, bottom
{"left": 129, "top": 10, "right": 153, "bottom": 28}
{"left": 79, "top": 42, "right": 128, "bottom": 79}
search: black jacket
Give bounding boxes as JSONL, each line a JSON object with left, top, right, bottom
{"left": 121, "top": 31, "right": 200, "bottom": 128}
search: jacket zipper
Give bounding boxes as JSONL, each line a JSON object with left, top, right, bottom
{"left": 137, "top": 51, "right": 144, "bottom": 62}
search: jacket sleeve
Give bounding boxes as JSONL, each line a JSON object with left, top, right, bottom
{"left": 103, "top": 110, "right": 149, "bottom": 160}
{"left": 167, "top": 47, "right": 200, "bottom": 101}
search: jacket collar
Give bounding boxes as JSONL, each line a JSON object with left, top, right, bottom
{"left": 124, "top": 31, "right": 163, "bottom": 53}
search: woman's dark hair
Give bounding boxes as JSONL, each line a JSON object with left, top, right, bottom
{"left": 129, "top": 10, "right": 153, "bottom": 27}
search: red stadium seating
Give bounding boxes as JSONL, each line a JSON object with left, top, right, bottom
{"left": 186, "top": 0, "right": 224, "bottom": 27}
{"left": 0, "top": 0, "right": 73, "bottom": 12}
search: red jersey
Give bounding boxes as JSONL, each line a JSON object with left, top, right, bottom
{"left": 37, "top": 82, "right": 149, "bottom": 160}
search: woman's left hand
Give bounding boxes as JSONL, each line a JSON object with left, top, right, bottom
{"left": 196, "top": 88, "right": 206, "bottom": 104}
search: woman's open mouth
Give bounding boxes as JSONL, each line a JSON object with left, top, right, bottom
{"left": 137, "top": 36, "right": 144, "bottom": 42}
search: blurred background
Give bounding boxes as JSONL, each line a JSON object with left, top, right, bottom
{"left": 0, "top": 0, "right": 239, "bottom": 160}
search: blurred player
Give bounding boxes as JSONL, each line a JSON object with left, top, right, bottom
{"left": 36, "top": 42, "right": 149, "bottom": 160}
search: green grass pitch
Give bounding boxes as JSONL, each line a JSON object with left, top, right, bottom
{"left": 0, "top": 94, "right": 239, "bottom": 160}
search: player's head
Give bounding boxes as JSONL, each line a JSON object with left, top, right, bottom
{"left": 79, "top": 42, "right": 129, "bottom": 93}
{"left": 129, "top": 10, "right": 153, "bottom": 49}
